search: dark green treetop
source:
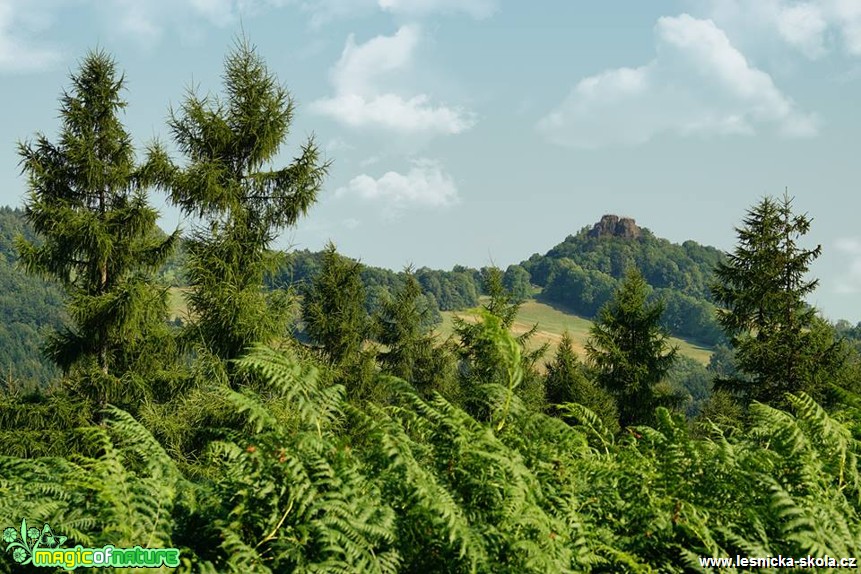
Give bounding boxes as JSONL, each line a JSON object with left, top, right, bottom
{"left": 454, "top": 267, "right": 547, "bottom": 417}
{"left": 711, "top": 194, "right": 845, "bottom": 406}
{"left": 545, "top": 331, "right": 619, "bottom": 433}
{"left": 302, "top": 242, "right": 369, "bottom": 367}
{"left": 586, "top": 268, "right": 678, "bottom": 427}
{"left": 151, "top": 37, "right": 329, "bottom": 361}
{"left": 373, "top": 268, "right": 451, "bottom": 394}
{"left": 16, "top": 50, "right": 177, "bottom": 404}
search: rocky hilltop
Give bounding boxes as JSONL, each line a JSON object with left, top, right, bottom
{"left": 587, "top": 214, "right": 641, "bottom": 239}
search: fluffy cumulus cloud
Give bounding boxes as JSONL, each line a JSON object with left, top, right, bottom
{"left": 703, "top": 0, "right": 861, "bottom": 58}
{"left": 834, "top": 237, "right": 861, "bottom": 294}
{"left": 537, "top": 14, "right": 817, "bottom": 149}
{"left": 311, "top": 26, "right": 474, "bottom": 135}
{"left": 0, "top": 0, "right": 63, "bottom": 72}
{"left": 335, "top": 159, "right": 460, "bottom": 217}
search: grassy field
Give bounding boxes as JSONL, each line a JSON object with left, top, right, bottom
{"left": 437, "top": 299, "right": 713, "bottom": 365}
{"left": 168, "top": 287, "right": 190, "bottom": 321}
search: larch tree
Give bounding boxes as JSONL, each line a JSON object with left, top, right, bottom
{"left": 150, "top": 37, "right": 329, "bottom": 363}
{"left": 711, "top": 193, "right": 845, "bottom": 406}
{"left": 586, "top": 268, "right": 678, "bottom": 427}
{"left": 17, "top": 50, "right": 178, "bottom": 406}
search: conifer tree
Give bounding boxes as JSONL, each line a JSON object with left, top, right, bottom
{"left": 302, "top": 242, "right": 368, "bottom": 366}
{"left": 17, "top": 50, "right": 177, "bottom": 405}
{"left": 711, "top": 194, "right": 844, "bottom": 406}
{"left": 373, "top": 269, "right": 449, "bottom": 393}
{"left": 454, "top": 267, "right": 547, "bottom": 416}
{"left": 545, "top": 331, "right": 619, "bottom": 432}
{"left": 586, "top": 268, "right": 678, "bottom": 427}
{"left": 152, "top": 37, "right": 328, "bottom": 362}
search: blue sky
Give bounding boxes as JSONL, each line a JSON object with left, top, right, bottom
{"left": 2, "top": 0, "right": 861, "bottom": 322}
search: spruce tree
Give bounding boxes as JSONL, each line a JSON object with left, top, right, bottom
{"left": 586, "top": 268, "right": 678, "bottom": 427}
{"left": 17, "top": 50, "right": 177, "bottom": 405}
{"left": 454, "top": 267, "right": 547, "bottom": 416}
{"left": 545, "top": 331, "right": 619, "bottom": 433}
{"left": 153, "top": 37, "right": 328, "bottom": 362}
{"left": 711, "top": 194, "right": 843, "bottom": 406}
{"left": 302, "top": 243, "right": 368, "bottom": 366}
{"left": 373, "top": 269, "right": 449, "bottom": 393}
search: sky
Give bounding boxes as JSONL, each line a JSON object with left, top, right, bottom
{"left": 1, "top": 0, "right": 861, "bottom": 322}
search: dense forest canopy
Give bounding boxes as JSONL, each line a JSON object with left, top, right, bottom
{"left": 1, "top": 41, "right": 861, "bottom": 574}
{"left": 0, "top": 207, "right": 63, "bottom": 386}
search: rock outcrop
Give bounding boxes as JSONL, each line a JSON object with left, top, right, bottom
{"left": 587, "top": 214, "right": 641, "bottom": 239}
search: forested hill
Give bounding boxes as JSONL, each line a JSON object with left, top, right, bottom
{"left": 520, "top": 214, "right": 726, "bottom": 345}
{"left": 0, "top": 208, "right": 731, "bottom": 385}
{"left": 0, "top": 207, "right": 63, "bottom": 386}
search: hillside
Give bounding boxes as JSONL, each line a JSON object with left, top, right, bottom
{"left": 520, "top": 214, "right": 726, "bottom": 346}
{"left": 436, "top": 299, "right": 712, "bottom": 365}
{"left": 0, "top": 208, "right": 735, "bottom": 387}
{"left": 0, "top": 207, "right": 63, "bottom": 386}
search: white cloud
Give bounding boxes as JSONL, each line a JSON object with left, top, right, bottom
{"left": 378, "top": 0, "right": 496, "bottom": 19}
{"left": 537, "top": 14, "right": 817, "bottom": 149}
{"left": 101, "top": 0, "right": 254, "bottom": 47}
{"left": 289, "top": 0, "right": 496, "bottom": 25}
{"left": 311, "top": 26, "right": 474, "bottom": 135}
{"left": 702, "top": 0, "right": 861, "bottom": 58}
{"left": 776, "top": 3, "right": 828, "bottom": 58}
{"left": 0, "top": 0, "right": 62, "bottom": 72}
{"left": 834, "top": 237, "right": 861, "bottom": 294}
{"left": 335, "top": 159, "right": 460, "bottom": 217}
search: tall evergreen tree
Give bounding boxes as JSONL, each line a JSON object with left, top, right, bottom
{"left": 545, "top": 331, "right": 619, "bottom": 433}
{"left": 586, "top": 268, "right": 678, "bottom": 427}
{"left": 373, "top": 269, "right": 450, "bottom": 393}
{"left": 16, "top": 50, "right": 177, "bottom": 405}
{"left": 152, "top": 37, "right": 328, "bottom": 362}
{"left": 711, "top": 194, "right": 844, "bottom": 406}
{"left": 302, "top": 243, "right": 368, "bottom": 366}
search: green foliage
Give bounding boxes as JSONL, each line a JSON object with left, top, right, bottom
{"left": 453, "top": 268, "right": 547, "bottom": 418}
{"left": 302, "top": 243, "right": 369, "bottom": 366}
{"left": 544, "top": 331, "right": 619, "bottom": 434}
{"left": 16, "top": 50, "right": 177, "bottom": 406}
{"left": 502, "top": 264, "right": 532, "bottom": 302}
{"left": 416, "top": 267, "right": 481, "bottom": 311}
{"left": 3, "top": 317, "right": 861, "bottom": 574}
{"left": 0, "top": 208, "right": 63, "bottom": 385}
{"left": 526, "top": 225, "right": 725, "bottom": 345}
{"left": 665, "top": 355, "right": 712, "bottom": 417}
{"left": 711, "top": 194, "right": 846, "bottom": 407}
{"left": 587, "top": 269, "right": 680, "bottom": 427}
{"left": 5, "top": 42, "right": 861, "bottom": 574}
{"left": 155, "top": 37, "right": 328, "bottom": 362}
{"left": 373, "top": 270, "right": 453, "bottom": 395}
